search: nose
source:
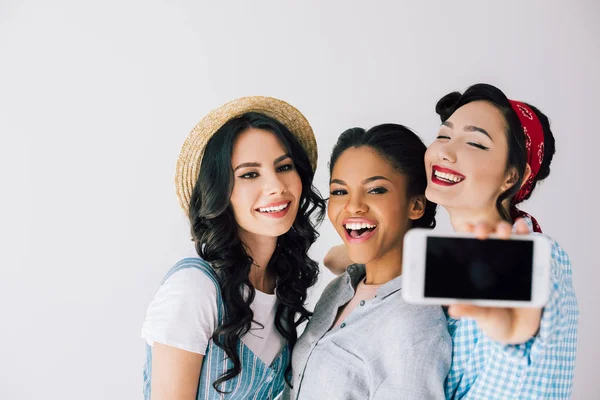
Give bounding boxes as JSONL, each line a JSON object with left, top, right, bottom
{"left": 438, "top": 141, "right": 457, "bottom": 163}
{"left": 344, "top": 192, "right": 367, "bottom": 215}
{"left": 264, "top": 172, "right": 286, "bottom": 196}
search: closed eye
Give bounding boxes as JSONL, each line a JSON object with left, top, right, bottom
{"left": 468, "top": 142, "right": 489, "bottom": 150}
{"left": 437, "top": 135, "right": 450, "bottom": 140}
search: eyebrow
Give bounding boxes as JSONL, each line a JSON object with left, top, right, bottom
{"left": 330, "top": 176, "right": 391, "bottom": 185}
{"left": 234, "top": 154, "right": 291, "bottom": 171}
{"left": 442, "top": 120, "right": 493, "bottom": 142}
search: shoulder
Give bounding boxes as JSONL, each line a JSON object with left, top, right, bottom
{"left": 534, "top": 233, "right": 573, "bottom": 282}
{"left": 308, "top": 274, "right": 346, "bottom": 314}
{"left": 323, "top": 272, "right": 349, "bottom": 294}
{"left": 545, "top": 234, "right": 571, "bottom": 267}
{"left": 163, "top": 267, "right": 218, "bottom": 298}
{"left": 152, "top": 258, "right": 221, "bottom": 312}
{"left": 142, "top": 259, "right": 220, "bottom": 353}
{"left": 316, "top": 267, "right": 358, "bottom": 304}
{"left": 307, "top": 271, "right": 354, "bottom": 324}
{"left": 167, "top": 257, "right": 218, "bottom": 280}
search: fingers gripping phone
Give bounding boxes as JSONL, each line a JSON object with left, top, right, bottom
{"left": 402, "top": 229, "right": 552, "bottom": 308}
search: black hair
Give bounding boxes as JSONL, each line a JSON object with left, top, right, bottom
{"left": 328, "top": 123, "right": 437, "bottom": 229}
{"left": 188, "top": 112, "right": 326, "bottom": 391}
{"left": 435, "top": 83, "right": 556, "bottom": 221}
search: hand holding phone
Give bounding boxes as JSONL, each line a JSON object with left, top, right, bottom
{"left": 402, "top": 220, "right": 550, "bottom": 344}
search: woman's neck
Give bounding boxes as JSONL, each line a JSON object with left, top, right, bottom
{"left": 364, "top": 246, "right": 403, "bottom": 285}
{"left": 446, "top": 205, "right": 506, "bottom": 232}
{"left": 238, "top": 229, "right": 277, "bottom": 294}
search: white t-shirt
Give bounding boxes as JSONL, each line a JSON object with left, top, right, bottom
{"left": 141, "top": 267, "right": 285, "bottom": 366}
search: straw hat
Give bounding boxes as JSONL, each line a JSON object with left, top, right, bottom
{"left": 175, "top": 96, "right": 318, "bottom": 216}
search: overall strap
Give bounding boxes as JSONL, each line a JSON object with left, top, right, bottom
{"left": 163, "top": 257, "right": 224, "bottom": 323}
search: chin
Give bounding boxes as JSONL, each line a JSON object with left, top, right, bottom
{"left": 347, "top": 250, "right": 375, "bottom": 266}
{"left": 243, "top": 224, "right": 292, "bottom": 239}
{"left": 425, "top": 187, "right": 445, "bottom": 205}
{"left": 261, "top": 228, "right": 290, "bottom": 238}
{"left": 271, "top": 223, "right": 296, "bottom": 238}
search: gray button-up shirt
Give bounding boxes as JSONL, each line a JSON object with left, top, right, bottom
{"left": 287, "top": 264, "right": 451, "bottom": 400}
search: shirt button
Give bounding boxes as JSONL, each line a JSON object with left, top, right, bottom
{"left": 360, "top": 300, "right": 365, "bottom": 306}
{"left": 340, "top": 323, "right": 346, "bottom": 328}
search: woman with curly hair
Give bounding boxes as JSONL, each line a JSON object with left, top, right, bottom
{"left": 141, "top": 97, "right": 326, "bottom": 400}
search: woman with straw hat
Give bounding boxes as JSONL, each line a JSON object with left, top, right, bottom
{"left": 141, "top": 97, "right": 326, "bottom": 400}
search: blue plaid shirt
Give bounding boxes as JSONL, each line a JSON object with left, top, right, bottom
{"left": 445, "top": 228, "right": 579, "bottom": 399}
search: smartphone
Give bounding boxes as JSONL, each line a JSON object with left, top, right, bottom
{"left": 402, "top": 229, "right": 552, "bottom": 307}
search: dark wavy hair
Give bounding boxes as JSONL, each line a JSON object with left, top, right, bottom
{"left": 188, "top": 112, "right": 326, "bottom": 391}
{"left": 328, "top": 123, "right": 437, "bottom": 229}
{"left": 435, "top": 83, "right": 556, "bottom": 222}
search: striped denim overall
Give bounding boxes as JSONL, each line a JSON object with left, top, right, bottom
{"left": 143, "top": 258, "right": 290, "bottom": 399}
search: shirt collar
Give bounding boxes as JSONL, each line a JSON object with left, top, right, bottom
{"left": 344, "top": 264, "right": 403, "bottom": 300}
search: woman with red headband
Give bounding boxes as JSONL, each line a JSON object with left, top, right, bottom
{"left": 325, "top": 83, "right": 578, "bottom": 399}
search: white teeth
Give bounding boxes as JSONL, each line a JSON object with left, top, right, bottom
{"left": 259, "top": 203, "right": 289, "bottom": 213}
{"left": 434, "top": 170, "right": 464, "bottom": 182}
{"left": 344, "top": 222, "right": 377, "bottom": 230}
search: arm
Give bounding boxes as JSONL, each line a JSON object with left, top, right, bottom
{"left": 449, "top": 220, "right": 577, "bottom": 346}
{"left": 323, "top": 244, "right": 352, "bottom": 275}
{"left": 151, "top": 343, "right": 204, "bottom": 400}
{"left": 524, "top": 236, "right": 577, "bottom": 350}
{"left": 449, "top": 305, "right": 541, "bottom": 344}
{"left": 448, "top": 220, "right": 542, "bottom": 344}
{"left": 142, "top": 266, "right": 219, "bottom": 399}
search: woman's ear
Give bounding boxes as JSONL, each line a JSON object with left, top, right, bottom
{"left": 408, "top": 194, "right": 426, "bottom": 220}
{"left": 520, "top": 164, "right": 532, "bottom": 188}
{"left": 501, "top": 164, "right": 532, "bottom": 192}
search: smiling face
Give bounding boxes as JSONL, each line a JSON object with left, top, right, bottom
{"left": 425, "top": 101, "right": 517, "bottom": 214}
{"left": 229, "top": 127, "right": 302, "bottom": 240}
{"left": 328, "top": 146, "right": 423, "bottom": 265}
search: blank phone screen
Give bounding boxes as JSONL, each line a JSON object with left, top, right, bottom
{"left": 424, "top": 237, "right": 534, "bottom": 301}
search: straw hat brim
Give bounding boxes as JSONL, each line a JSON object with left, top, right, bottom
{"left": 175, "top": 96, "right": 318, "bottom": 216}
